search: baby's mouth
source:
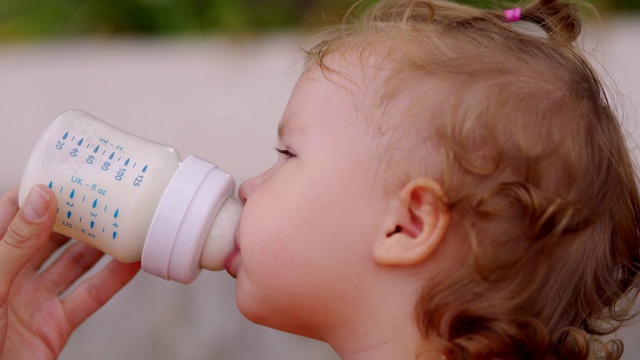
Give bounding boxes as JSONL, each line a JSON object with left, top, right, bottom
{"left": 224, "top": 243, "right": 241, "bottom": 278}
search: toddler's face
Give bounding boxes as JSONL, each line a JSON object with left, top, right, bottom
{"left": 228, "top": 62, "right": 395, "bottom": 337}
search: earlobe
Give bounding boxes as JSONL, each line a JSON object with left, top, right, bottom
{"left": 374, "top": 178, "right": 450, "bottom": 266}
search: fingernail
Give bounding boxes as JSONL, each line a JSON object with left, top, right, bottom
{"left": 23, "top": 186, "right": 51, "bottom": 222}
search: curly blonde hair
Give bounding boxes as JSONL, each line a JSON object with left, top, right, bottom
{"left": 305, "top": 0, "right": 640, "bottom": 358}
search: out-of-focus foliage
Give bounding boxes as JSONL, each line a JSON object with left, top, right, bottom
{"left": 609, "top": 0, "right": 640, "bottom": 11}
{"left": 0, "top": 0, "right": 341, "bottom": 39}
{"left": 0, "top": 0, "right": 634, "bottom": 40}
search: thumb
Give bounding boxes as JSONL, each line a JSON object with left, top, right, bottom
{"left": 0, "top": 185, "right": 57, "bottom": 299}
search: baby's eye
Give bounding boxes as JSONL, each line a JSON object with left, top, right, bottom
{"left": 274, "top": 147, "right": 297, "bottom": 160}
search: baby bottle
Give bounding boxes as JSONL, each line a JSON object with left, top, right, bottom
{"left": 19, "top": 110, "right": 242, "bottom": 284}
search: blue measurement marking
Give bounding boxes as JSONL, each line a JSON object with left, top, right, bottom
{"left": 90, "top": 221, "right": 95, "bottom": 229}
{"left": 71, "top": 136, "right": 75, "bottom": 141}
{"left": 92, "top": 199, "right": 98, "bottom": 208}
{"left": 124, "top": 158, "right": 130, "bottom": 166}
{"left": 142, "top": 165, "right": 148, "bottom": 173}
{"left": 114, "top": 209, "right": 119, "bottom": 218}
{"left": 78, "top": 138, "right": 84, "bottom": 146}
{"left": 67, "top": 211, "right": 72, "bottom": 219}
{"left": 118, "top": 156, "right": 121, "bottom": 161}
{"left": 70, "top": 189, "right": 75, "bottom": 199}
{"left": 109, "top": 152, "right": 115, "bottom": 160}
{"left": 102, "top": 227, "right": 105, "bottom": 233}
{"left": 113, "top": 232, "right": 117, "bottom": 240}
{"left": 62, "top": 132, "right": 68, "bottom": 140}
{"left": 48, "top": 181, "right": 53, "bottom": 189}
{"left": 102, "top": 150, "right": 106, "bottom": 155}
{"left": 59, "top": 186, "right": 64, "bottom": 194}
{"left": 104, "top": 205, "right": 108, "bottom": 212}
{"left": 93, "top": 145, "right": 100, "bottom": 154}
{"left": 82, "top": 195, "right": 86, "bottom": 202}
{"left": 79, "top": 217, "right": 82, "bottom": 223}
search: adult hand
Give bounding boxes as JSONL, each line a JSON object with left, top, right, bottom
{"left": 0, "top": 185, "right": 140, "bottom": 359}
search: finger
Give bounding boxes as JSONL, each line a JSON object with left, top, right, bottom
{"left": 3, "top": 186, "right": 71, "bottom": 272}
{"left": 0, "top": 185, "right": 57, "bottom": 299}
{"left": 40, "top": 241, "right": 104, "bottom": 294}
{"left": 28, "top": 233, "right": 72, "bottom": 272}
{"left": 0, "top": 187, "right": 20, "bottom": 239}
{"left": 62, "top": 260, "right": 140, "bottom": 330}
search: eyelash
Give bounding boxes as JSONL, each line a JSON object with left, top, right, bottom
{"left": 274, "top": 147, "right": 296, "bottom": 159}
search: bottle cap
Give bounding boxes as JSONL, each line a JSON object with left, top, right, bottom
{"left": 142, "top": 155, "right": 241, "bottom": 283}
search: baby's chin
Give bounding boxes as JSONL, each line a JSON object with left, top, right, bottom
{"left": 237, "top": 299, "right": 322, "bottom": 341}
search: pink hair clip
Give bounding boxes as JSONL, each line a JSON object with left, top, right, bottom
{"left": 503, "top": 7, "right": 522, "bottom": 23}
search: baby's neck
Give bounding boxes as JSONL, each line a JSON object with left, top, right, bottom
{"left": 331, "top": 326, "right": 434, "bottom": 360}
{"left": 338, "top": 336, "right": 417, "bottom": 360}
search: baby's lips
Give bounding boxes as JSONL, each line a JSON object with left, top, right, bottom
{"left": 224, "top": 246, "right": 241, "bottom": 278}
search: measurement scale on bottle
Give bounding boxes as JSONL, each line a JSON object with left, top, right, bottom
{"left": 16, "top": 110, "right": 174, "bottom": 250}
{"left": 46, "top": 127, "right": 152, "bottom": 242}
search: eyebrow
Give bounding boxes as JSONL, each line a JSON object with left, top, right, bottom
{"left": 277, "top": 119, "right": 289, "bottom": 140}
{"left": 277, "top": 116, "right": 306, "bottom": 140}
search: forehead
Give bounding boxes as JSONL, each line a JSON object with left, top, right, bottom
{"left": 278, "top": 58, "right": 390, "bottom": 140}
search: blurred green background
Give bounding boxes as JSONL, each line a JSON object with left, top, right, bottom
{"left": 0, "top": 0, "right": 636, "bottom": 41}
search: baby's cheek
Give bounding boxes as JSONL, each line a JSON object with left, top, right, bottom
{"left": 239, "top": 204, "right": 286, "bottom": 267}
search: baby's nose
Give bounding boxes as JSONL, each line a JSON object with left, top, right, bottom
{"left": 238, "top": 166, "right": 273, "bottom": 203}
{"left": 238, "top": 178, "right": 254, "bottom": 203}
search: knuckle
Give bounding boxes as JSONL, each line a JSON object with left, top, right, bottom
{"left": 3, "top": 221, "right": 33, "bottom": 250}
{"left": 81, "top": 281, "right": 105, "bottom": 308}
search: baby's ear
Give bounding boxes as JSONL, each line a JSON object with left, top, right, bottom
{"left": 374, "top": 178, "right": 450, "bottom": 266}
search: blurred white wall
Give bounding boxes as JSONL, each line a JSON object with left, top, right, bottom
{"left": 0, "top": 18, "right": 638, "bottom": 359}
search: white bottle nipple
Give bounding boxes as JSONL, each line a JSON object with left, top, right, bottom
{"left": 200, "top": 197, "right": 243, "bottom": 271}
{"left": 141, "top": 155, "right": 242, "bottom": 283}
